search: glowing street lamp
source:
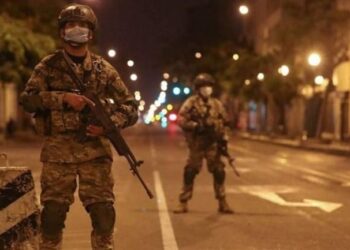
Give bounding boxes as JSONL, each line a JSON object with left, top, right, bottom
{"left": 127, "top": 60, "right": 135, "bottom": 67}
{"left": 108, "top": 49, "right": 116, "bottom": 58}
{"left": 233, "top": 53, "right": 239, "bottom": 61}
{"left": 195, "top": 52, "right": 202, "bottom": 59}
{"left": 314, "top": 75, "right": 325, "bottom": 85}
{"left": 163, "top": 73, "right": 170, "bottom": 79}
{"left": 239, "top": 5, "right": 249, "bottom": 15}
{"left": 244, "top": 79, "right": 251, "bottom": 86}
{"left": 308, "top": 53, "right": 322, "bottom": 67}
{"left": 257, "top": 73, "right": 265, "bottom": 81}
{"left": 130, "top": 73, "right": 138, "bottom": 81}
{"left": 278, "top": 65, "right": 290, "bottom": 77}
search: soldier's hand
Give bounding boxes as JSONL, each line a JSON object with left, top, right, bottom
{"left": 63, "top": 93, "right": 95, "bottom": 111}
{"left": 86, "top": 125, "right": 104, "bottom": 137}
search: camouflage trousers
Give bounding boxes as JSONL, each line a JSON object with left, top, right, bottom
{"left": 40, "top": 157, "right": 115, "bottom": 250}
{"left": 40, "top": 157, "right": 114, "bottom": 206}
{"left": 179, "top": 137, "right": 226, "bottom": 202}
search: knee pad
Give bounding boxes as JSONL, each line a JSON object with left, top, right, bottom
{"left": 183, "top": 167, "right": 198, "bottom": 186}
{"left": 213, "top": 169, "right": 225, "bottom": 185}
{"left": 41, "top": 201, "right": 69, "bottom": 238}
{"left": 87, "top": 202, "right": 115, "bottom": 236}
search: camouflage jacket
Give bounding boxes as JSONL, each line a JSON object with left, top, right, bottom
{"left": 178, "top": 95, "right": 229, "bottom": 140}
{"left": 20, "top": 50, "right": 138, "bottom": 163}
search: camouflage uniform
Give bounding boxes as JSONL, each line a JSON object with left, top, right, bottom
{"left": 20, "top": 49, "right": 138, "bottom": 249}
{"left": 175, "top": 73, "right": 233, "bottom": 214}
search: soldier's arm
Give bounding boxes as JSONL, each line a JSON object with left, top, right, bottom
{"left": 106, "top": 69, "right": 138, "bottom": 128}
{"left": 20, "top": 62, "right": 66, "bottom": 113}
{"left": 178, "top": 97, "right": 198, "bottom": 130}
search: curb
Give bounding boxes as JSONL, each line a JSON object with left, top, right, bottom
{"left": 239, "top": 133, "right": 350, "bottom": 157}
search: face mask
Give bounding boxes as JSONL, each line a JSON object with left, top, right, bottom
{"left": 199, "top": 86, "right": 213, "bottom": 98}
{"left": 64, "top": 26, "right": 90, "bottom": 44}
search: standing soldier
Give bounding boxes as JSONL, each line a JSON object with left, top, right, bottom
{"left": 174, "top": 73, "right": 233, "bottom": 214}
{"left": 20, "top": 4, "right": 138, "bottom": 249}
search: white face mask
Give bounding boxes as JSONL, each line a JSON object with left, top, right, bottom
{"left": 64, "top": 26, "right": 90, "bottom": 44}
{"left": 199, "top": 86, "right": 213, "bottom": 98}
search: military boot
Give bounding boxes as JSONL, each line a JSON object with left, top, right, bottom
{"left": 173, "top": 201, "right": 188, "bottom": 213}
{"left": 91, "top": 231, "right": 114, "bottom": 250}
{"left": 218, "top": 198, "right": 234, "bottom": 214}
{"left": 39, "top": 234, "right": 62, "bottom": 250}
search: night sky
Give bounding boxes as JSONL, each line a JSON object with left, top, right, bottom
{"left": 76, "top": 0, "right": 239, "bottom": 103}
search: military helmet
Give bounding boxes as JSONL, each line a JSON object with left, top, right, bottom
{"left": 58, "top": 4, "right": 97, "bottom": 30}
{"left": 193, "top": 73, "right": 216, "bottom": 89}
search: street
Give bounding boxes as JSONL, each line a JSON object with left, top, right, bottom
{"left": 1, "top": 125, "right": 350, "bottom": 250}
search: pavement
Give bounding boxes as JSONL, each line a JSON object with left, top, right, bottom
{"left": 239, "top": 132, "right": 350, "bottom": 156}
{"left": 1, "top": 125, "right": 350, "bottom": 249}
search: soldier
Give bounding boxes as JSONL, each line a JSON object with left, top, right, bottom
{"left": 174, "top": 73, "right": 234, "bottom": 214}
{"left": 20, "top": 4, "right": 138, "bottom": 250}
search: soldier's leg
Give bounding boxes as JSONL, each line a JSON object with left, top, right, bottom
{"left": 78, "top": 157, "right": 115, "bottom": 250}
{"left": 206, "top": 145, "right": 234, "bottom": 214}
{"left": 40, "top": 162, "right": 77, "bottom": 249}
{"left": 174, "top": 146, "right": 204, "bottom": 213}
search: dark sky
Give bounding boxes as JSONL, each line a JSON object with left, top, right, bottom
{"left": 76, "top": 0, "right": 237, "bottom": 103}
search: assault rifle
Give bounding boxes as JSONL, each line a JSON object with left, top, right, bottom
{"left": 217, "top": 139, "right": 240, "bottom": 177}
{"left": 62, "top": 52, "right": 154, "bottom": 199}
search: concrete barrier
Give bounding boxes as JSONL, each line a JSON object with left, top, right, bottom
{"left": 0, "top": 154, "right": 39, "bottom": 250}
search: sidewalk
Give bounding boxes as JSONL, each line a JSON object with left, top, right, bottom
{"left": 239, "top": 132, "right": 350, "bottom": 156}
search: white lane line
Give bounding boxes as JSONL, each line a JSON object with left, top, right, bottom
{"left": 153, "top": 171, "right": 179, "bottom": 250}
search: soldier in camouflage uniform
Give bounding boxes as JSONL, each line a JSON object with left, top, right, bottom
{"left": 174, "top": 73, "right": 233, "bottom": 214}
{"left": 20, "top": 4, "right": 138, "bottom": 249}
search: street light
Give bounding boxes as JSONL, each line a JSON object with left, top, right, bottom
{"left": 127, "top": 60, "right": 135, "bottom": 67}
{"left": 233, "top": 53, "right": 240, "bottom": 61}
{"left": 108, "top": 49, "right": 116, "bottom": 58}
{"left": 163, "top": 73, "right": 170, "bottom": 79}
{"left": 244, "top": 79, "right": 251, "bottom": 86}
{"left": 314, "top": 75, "right": 325, "bottom": 85}
{"left": 308, "top": 53, "right": 322, "bottom": 67}
{"left": 239, "top": 4, "right": 249, "bottom": 15}
{"left": 130, "top": 73, "right": 138, "bottom": 81}
{"left": 195, "top": 52, "right": 202, "bottom": 59}
{"left": 257, "top": 73, "right": 265, "bottom": 81}
{"left": 278, "top": 65, "right": 290, "bottom": 76}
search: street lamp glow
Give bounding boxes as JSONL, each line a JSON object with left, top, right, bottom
{"left": 163, "top": 73, "right": 170, "bottom": 79}
{"left": 257, "top": 73, "right": 265, "bottom": 81}
{"left": 233, "top": 53, "right": 240, "bottom": 61}
{"left": 108, "top": 49, "right": 116, "bottom": 58}
{"left": 308, "top": 53, "right": 322, "bottom": 67}
{"left": 184, "top": 87, "right": 191, "bottom": 95}
{"left": 127, "top": 60, "right": 135, "bottom": 67}
{"left": 195, "top": 52, "right": 202, "bottom": 59}
{"left": 173, "top": 87, "right": 181, "bottom": 95}
{"left": 278, "top": 65, "right": 290, "bottom": 76}
{"left": 161, "top": 80, "right": 168, "bottom": 91}
{"left": 244, "top": 79, "right": 251, "bottom": 86}
{"left": 314, "top": 75, "right": 325, "bottom": 85}
{"left": 239, "top": 5, "right": 249, "bottom": 15}
{"left": 130, "top": 73, "right": 138, "bottom": 81}
{"left": 167, "top": 104, "right": 173, "bottom": 111}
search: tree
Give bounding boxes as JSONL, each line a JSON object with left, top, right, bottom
{"left": 270, "top": 0, "right": 350, "bottom": 136}
{"left": 0, "top": 0, "right": 69, "bottom": 85}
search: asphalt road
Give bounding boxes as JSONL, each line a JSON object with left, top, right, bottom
{"left": 1, "top": 124, "right": 350, "bottom": 250}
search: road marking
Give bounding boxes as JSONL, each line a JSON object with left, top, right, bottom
{"left": 154, "top": 171, "right": 179, "bottom": 250}
{"left": 197, "top": 184, "right": 343, "bottom": 213}
{"left": 246, "top": 191, "right": 342, "bottom": 213}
